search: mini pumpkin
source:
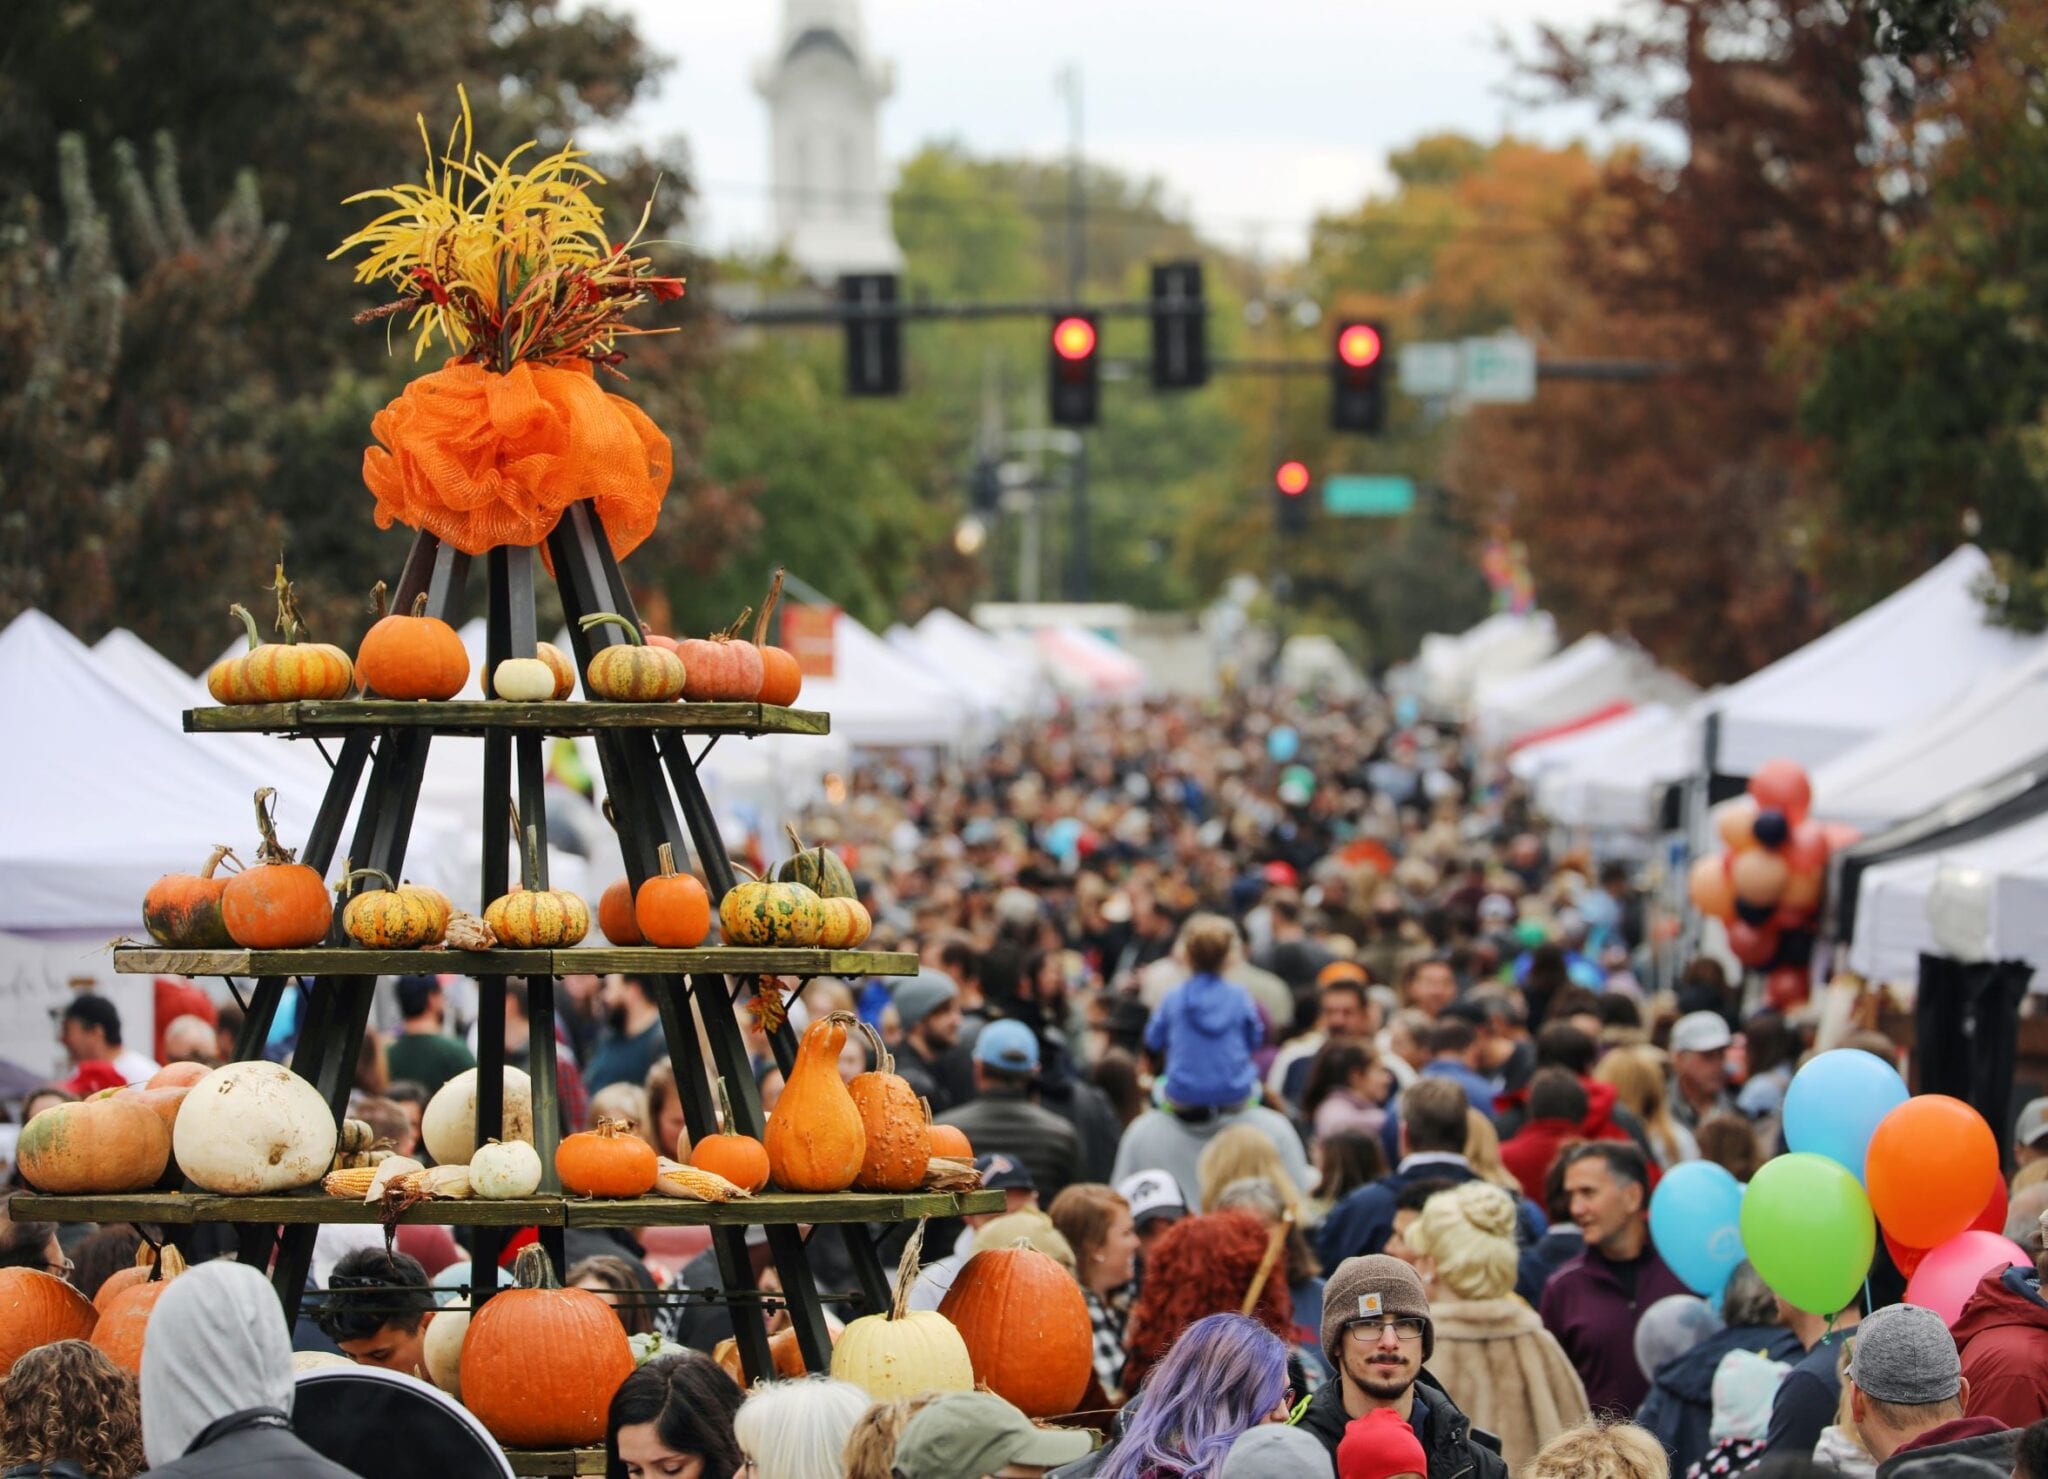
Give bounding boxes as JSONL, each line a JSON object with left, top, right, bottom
{"left": 635, "top": 842, "right": 710, "bottom": 948}
{"left": 678, "top": 609, "right": 765, "bottom": 702}
{"left": 204, "top": 564, "right": 355, "bottom": 704}
{"left": 717, "top": 867, "right": 823, "bottom": 947}
{"left": 579, "top": 613, "right": 686, "bottom": 701}
{"left": 598, "top": 877, "right": 643, "bottom": 945}
{"left": 484, "top": 826, "right": 589, "bottom": 948}
{"left": 929, "top": 1122, "right": 973, "bottom": 1161}
{"left": 460, "top": 1244, "right": 634, "bottom": 1448}
{"left": 90, "top": 1243, "right": 185, "bottom": 1373}
{"left": 775, "top": 824, "right": 858, "bottom": 899}
{"left": 689, "top": 1078, "right": 770, "bottom": 1193}
{"left": 535, "top": 640, "right": 577, "bottom": 698}
{"left": 830, "top": 1220, "right": 973, "bottom": 1399}
{"left": 556, "top": 1117, "right": 658, "bottom": 1199}
{"left": 764, "top": 1012, "right": 865, "bottom": 1193}
{"left": 356, "top": 580, "right": 469, "bottom": 700}
{"left": 813, "top": 895, "right": 873, "bottom": 950}
{"left": 141, "top": 844, "right": 240, "bottom": 948}
{"left": 753, "top": 569, "right": 803, "bottom": 707}
{"left": 469, "top": 1138, "right": 544, "bottom": 1200}
{"left": 221, "top": 787, "right": 333, "bottom": 948}
{"left": 848, "top": 1022, "right": 928, "bottom": 1193}
{"left": 490, "top": 657, "right": 557, "bottom": 702}
{"left": 340, "top": 866, "right": 446, "bottom": 949}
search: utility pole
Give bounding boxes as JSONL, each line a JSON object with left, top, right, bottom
{"left": 1058, "top": 63, "right": 1091, "bottom": 601}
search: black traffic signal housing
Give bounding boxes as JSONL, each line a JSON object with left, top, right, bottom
{"left": 1330, "top": 319, "right": 1387, "bottom": 433}
{"left": 840, "top": 273, "right": 902, "bottom": 396}
{"left": 1150, "top": 260, "right": 1207, "bottom": 390}
{"left": 1048, "top": 313, "right": 1100, "bottom": 427}
{"left": 1275, "top": 460, "right": 1311, "bottom": 536}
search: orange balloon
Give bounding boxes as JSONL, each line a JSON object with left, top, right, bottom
{"left": 1780, "top": 868, "right": 1824, "bottom": 914}
{"left": 1717, "top": 799, "right": 1761, "bottom": 852}
{"left": 1688, "top": 854, "right": 1736, "bottom": 920}
{"left": 1785, "top": 819, "right": 1830, "bottom": 874}
{"left": 1731, "top": 849, "right": 1790, "bottom": 907}
{"left": 1749, "top": 760, "right": 1813, "bottom": 825}
{"left": 1728, "top": 917, "right": 1780, "bottom": 967}
{"left": 1867, "top": 1096, "right": 1998, "bottom": 1248}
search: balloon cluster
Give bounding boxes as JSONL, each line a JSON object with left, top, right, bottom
{"left": 1685, "top": 760, "right": 1856, "bottom": 1008}
{"left": 1650, "top": 1050, "right": 2026, "bottom": 1326}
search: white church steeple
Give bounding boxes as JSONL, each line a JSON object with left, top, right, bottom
{"left": 753, "top": 0, "right": 903, "bottom": 278}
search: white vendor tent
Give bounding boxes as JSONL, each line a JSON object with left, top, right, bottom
{"left": 1704, "top": 546, "right": 2037, "bottom": 776}
{"left": 911, "top": 607, "right": 1048, "bottom": 718}
{"left": 792, "top": 611, "right": 969, "bottom": 749}
{"left": 1846, "top": 805, "right": 2048, "bottom": 982}
{"left": 1811, "top": 636, "right": 2048, "bottom": 835}
{"left": 1415, "top": 611, "right": 1558, "bottom": 712}
{"left": 1511, "top": 702, "right": 1696, "bottom": 832}
{"left": 1474, "top": 634, "right": 1697, "bottom": 750}
{"left": 1032, "top": 625, "right": 1148, "bottom": 701}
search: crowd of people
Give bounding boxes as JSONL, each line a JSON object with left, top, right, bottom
{"left": 8, "top": 689, "right": 2048, "bottom": 1478}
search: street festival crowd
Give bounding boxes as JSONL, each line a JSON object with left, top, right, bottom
{"left": 9, "top": 690, "right": 2048, "bottom": 1479}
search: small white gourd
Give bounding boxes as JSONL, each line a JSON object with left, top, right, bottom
{"left": 469, "top": 1138, "right": 543, "bottom": 1200}
{"left": 423, "top": 1299, "right": 469, "bottom": 1397}
{"left": 492, "top": 658, "right": 557, "bottom": 702}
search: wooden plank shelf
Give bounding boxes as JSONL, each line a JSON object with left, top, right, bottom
{"left": 11, "top": 1189, "right": 1002, "bottom": 1228}
{"left": 185, "top": 699, "right": 828, "bottom": 738}
{"left": 506, "top": 1451, "right": 605, "bottom": 1477}
{"left": 112, "top": 946, "right": 918, "bottom": 978}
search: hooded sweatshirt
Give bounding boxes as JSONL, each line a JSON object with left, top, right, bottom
{"left": 1952, "top": 1265, "right": 2048, "bottom": 1430}
{"left": 1145, "top": 971, "right": 1263, "bottom": 1109}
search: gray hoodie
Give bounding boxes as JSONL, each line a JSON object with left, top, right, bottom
{"left": 140, "top": 1261, "right": 298, "bottom": 1466}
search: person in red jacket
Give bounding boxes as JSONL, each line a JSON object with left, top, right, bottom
{"left": 1955, "top": 1237, "right": 2048, "bottom": 1429}
{"left": 1500, "top": 1069, "right": 1638, "bottom": 1203}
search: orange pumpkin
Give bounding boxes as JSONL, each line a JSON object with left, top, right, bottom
{"left": 117, "top": 1083, "right": 191, "bottom": 1186}
{"left": 355, "top": 580, "right": 470, "bottom": 700}
{"left": 148, "top": 1061, "right": 211, "bottom": 1090}
{"left": 221, "top": 788, "right": 332, "bottom": 948}
{"left": 678, "top": 610, "right": 765, "bottom": 702}
{"left": 141, "top": 844, "right": 239, "bottom": 948}
{"left": 713, "top": 1324, "right": 820, "bottom": 1386}
{"left": 813, "top": 895, "right": 873, "bottom": 950}
{"left": 535, "top": 640, "right": 577, "bottom": 699}
{"left": 0, "top": 1269, "right": 98, "bottom": 1378}
{"left": 93, "top": 1242, "right": 178, "bottom": 1313}
{"left": 848, "top": 1023, "right": 929, "bottom": 1193}
{"left": 18, "top": 1098, "right": 169, "bottom": 1194}
{"left": 556, "top": 1117, "right": 658, "bottom": 1198}
{"left": 484, "top": 826, "right": 588, "bottom": 948}
{"left": 598, "top": 878, "right": 643, "bottom": 946}
{"left": 764, "top": 1013, "right": 866, "bottom": 1193}
{"left": 89, "top": 1244, "right": 184, "bottom": 1373}
{"left": 635, "top": 843, "right": 710, "bottom": 948}
{"left": 753, "top": 570, "right": 802, "bottom": 707}
{"left": 579, "top": 614, "right": 686, "bottom": 701}
{"left": 204, "top": 565, "right": 355, "bottom": 704}
{"left": 460, "top": 1244, "right": 634, "bottom": 1448}
{"left": 929, "top": 1124, "right": 973, "bottom": 1161}
{"left": 689, "top": 1079, "right": 770, "bottom": 1194}
{"left": 938, "top": 1244, "right": 1094, "bottom": 1417}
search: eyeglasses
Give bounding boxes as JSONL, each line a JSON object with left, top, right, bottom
{"left": 1345, "top": 1316, "right": 1425, "bottom": 1343}
{"left": 45, "top": 1256, "right": 75, "bottom": 1279}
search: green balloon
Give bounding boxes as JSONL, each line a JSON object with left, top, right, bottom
{"left": 1739, "top": 1151, "right": 1875, "bottom": 1316}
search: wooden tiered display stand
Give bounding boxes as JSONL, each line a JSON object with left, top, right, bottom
{"left": 15, "top": 509, "right": 996, "bottom": 1476}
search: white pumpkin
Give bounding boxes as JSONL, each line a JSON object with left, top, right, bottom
{"left": 423, "top": 1299, "right": 468, "bottom": 1398}
{"left": 491, "top": 658, "right": 556, "bottom": 702}
{"left": 469, "top": 1138, "right": 543, "bottom": 1200}
{"left": 421, "top": 1066, "right": 533, "bottom": 1168}
{"left": 294, "top": 1351, "right": 356, "bottom": 1373}
{"left": 174, "top": 1060, "right": 337, "bottom": 1194}
{"left": 828, "top": 1223, "right": 975, "bottom": 1399}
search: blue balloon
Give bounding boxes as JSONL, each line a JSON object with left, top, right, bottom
{"left": 1782, "top": 1048, "right": 1908, "bottom": 1183}
{"left": 1395, "top": 695, "right": 1421, "bottom": 728}
{"left": 1649, "top": 1161, "right": 1746, "bottom": 1295}
{"left": 1044, "top": 817, "right": 1084, "bottom": 860}
{"left": 1267, "top": 725, "right": 1300, "bottom": 762}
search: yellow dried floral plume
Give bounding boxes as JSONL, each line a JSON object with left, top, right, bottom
{"left": 330, "top": 85, "right": 683, "bottom": 371}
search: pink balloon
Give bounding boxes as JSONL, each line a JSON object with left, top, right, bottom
{"left": 1903, "top": 1230, "right": 2030, "bottom": 1326}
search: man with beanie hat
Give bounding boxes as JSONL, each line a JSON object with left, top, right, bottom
{"left": 1338, "top": 1408, "right": 1429, "bottom": 1479}
{"left": 892, "top": 967, "right": 962, "bottom": 1111}
{"left": 1295, "top": 1254, "right": 1510, "bottom": 1479}
{"left": 1848, "top": 1302, "right": 2016, "bottom": 1477}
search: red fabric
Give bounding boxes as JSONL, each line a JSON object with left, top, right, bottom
{"left": 1955, "top": 1266, "right": 2048, "bottom": 1429}
{"left": 153, "top": 976, "right": 217, "bottom": 1062}
{"left": 61, "top": 1061, "right": 128, "bottom": 1095}
{"left": 395, "top": 1224, "right": 464, "bottom": 1277}
{"left": 1338, "top": 1408, "right": 1428, "bottom": 1479}
{"left": 1501, "top": 1117, "right": 1587, "bottom": 1203}
{"left": 498, "top": 1227, "right": 539, "bottom": 1266}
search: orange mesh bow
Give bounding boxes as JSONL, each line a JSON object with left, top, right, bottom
{"left": 361, "top": 359, "right": 670, "bottom": 562}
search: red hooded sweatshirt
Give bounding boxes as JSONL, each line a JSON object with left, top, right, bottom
{"left": 1498, "top": 1078, "right": 1639, "bottom": 1202}
{"left": 1954, "top": 1264, "right": 2048, "bottom": 1429}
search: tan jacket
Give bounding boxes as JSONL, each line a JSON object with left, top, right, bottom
{"left": 1425, "top": 1294, "right": 1591, "bottom": 1475}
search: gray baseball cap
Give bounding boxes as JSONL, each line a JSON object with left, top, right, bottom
{"left": 1848, "top": 1303, "right": 1962, "bottom": 1405}
{"left": 1218, "top": 1423, "right": 1330, "bottom": 1477}
{"left": 891, "top": 1391, "right": 1093, "bottom": 1478}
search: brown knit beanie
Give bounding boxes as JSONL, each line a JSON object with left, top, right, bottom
{"left": 1321, "top": 1254, "right": 1434, "bottom": 1365}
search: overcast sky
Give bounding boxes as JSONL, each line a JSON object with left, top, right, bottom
{"left": 603, "top": 0, "right": 1645, "bottom": 260}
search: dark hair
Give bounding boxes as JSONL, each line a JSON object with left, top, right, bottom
{"left": 1599, "top": 861, "right": 1632, "bottom": 889}
{"left": 1549, "top": 986, "right": 1602, "bottom": 1022}
{"left": 1301, "top": 1042, "right": 1374, "bottom": 1119}
{"left": 504, "top": 978, "right": 530, "bottom": 1018}
{"left": 315, "top": 1248, "right": 433, "bottom": 1341}
{"left": 1534, "top": 1023, "right": 1599, "bottom": 1076}
{"left": 620, "top": 974, "right": 658, "bottom": 1003}
{"left": 1560, "top": 1140, "right": 1651, "bottom": 1195}
{"left": 605, "top": 1351, "right": 745, "bottom": 1479}
{"left": 60, "top": 995, "right": 122, "bottom": 1046}
{"left": 0, "top": 1217, "right": 56, "bottom": 1271}
{"left": 1543, "top": 1142, "right": 1583, "bottom": 1223}
{"left": 1320, "top": 978, "right": 1371, "bottom": 1010}
{"left": 394, "top": 975, "right": 441, "bottom": 1019}
{"left": 1427, "top": 1019, "right": 1476, "bottom": 1057}
{"left": 70, "top": 1225, "right": 143, "bottom": 1300}
{"left": 384, "top": 1080, "right": 430, "bottom": 1109}
{"left": 353, "top": 1095, "right": 410, "bottom": 1150}
{"left": 1529, "top": 1067, "right": 1589, "bottom": 1124}
{"left": 568, "top": 1254, "right": 658, "bottom": 1337}
{"left": 1597, "top": 994, "right": 1643, "bottom": 1029}
{"left": 1523, "top": 945, "right": 1570, "bottom": 993}
{"left": 1742, "top": 1012, "right": 1800, "bottom": 1076}
{"left": 1313, "top": 1131, "right": 1387, "bottom": 1205}
{"left": 937, "top": 936, "right": 981, "bottom": 984}
{"left": 1399, "top": 1078, "right": 1470, "bottom": 1155}
{"left": 1089, "top": 1047, "right": 1146, "bottom": 1125}
{"left": 2015, "top": 1416, "right": 2048, "bottom": 1479}
{"left": 1394, "top": 1176, "right": 1458, "bottom": 1216}
{"left": 1696, "top": 1114, "right": 1763, "bottom": 1183}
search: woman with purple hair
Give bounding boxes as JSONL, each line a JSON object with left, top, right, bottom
{"left": 1094, "top": 1312, "right": 1294, "bottom": 1479}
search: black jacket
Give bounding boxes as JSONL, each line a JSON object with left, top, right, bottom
{"left": 1636, "top": 1323, "right": 1803, "bottom": 1473}
{"left": 1874, "top": 1419, "right": 2018, "bottom": 1478}
{"left": 4, "top": 1464, "right": 90, "bottom": 1478}
{"left": 935, "top": 1086, "right": 1080, "bottom": 1202}
{"left": 143, "top": 1412, "right": 362, "bottom": 1478}
{"left": 1297, "top": 1370, "right": 1510, "bottom": 1479}
{"left": 897, "top": 1040, "right": 951, "bottom": 1115}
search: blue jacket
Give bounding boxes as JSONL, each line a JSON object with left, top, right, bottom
{"left": 1145, "top": 971, "right": 1262, "bottom": 1108}
{"left": 1637, "top": 1323, "right": 1803, "bottom": 1473}
{"left": 1315, "top": 1160, "right": 1550, "bottom": 1304}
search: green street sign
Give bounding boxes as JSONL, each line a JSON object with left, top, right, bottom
{"left": 1323, "top": 475, "right": 1416, "bottom": 516}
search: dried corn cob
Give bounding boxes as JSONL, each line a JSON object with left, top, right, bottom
{"left": 921, "top": 1156, "right": 982, "bottom": 1192}
{"left": 653, "top": 1157, "right": 746, "bottom": 1203}
{"left": 323, "top": 1166, "right": 380, "bottom": 1198}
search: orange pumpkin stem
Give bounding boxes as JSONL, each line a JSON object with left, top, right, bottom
{"left": 755, "top": 569, "right": 785, "bottom": 646}
{"left": 369, "top": 579, "right": 390, "bottom": 621}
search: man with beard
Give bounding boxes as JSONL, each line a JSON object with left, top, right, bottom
{"left": 891, "top": 968, "right": 962, "bottom": 1113}
{"left": 584, "top": 974, "right": 666, "bottom": 1095}
{"left": 1296, "top": 1254, "right": 1510, "bottom": 1478}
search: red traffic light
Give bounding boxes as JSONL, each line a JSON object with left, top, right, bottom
{"left": 1275, "top": 460, "right": 1311, "bottom": 496}
{"left": 1052, "top": 316, "right": 1097, "bottom": 361}
{"left": 1337, "top": 323, "right": 1383, "bottom": 369}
